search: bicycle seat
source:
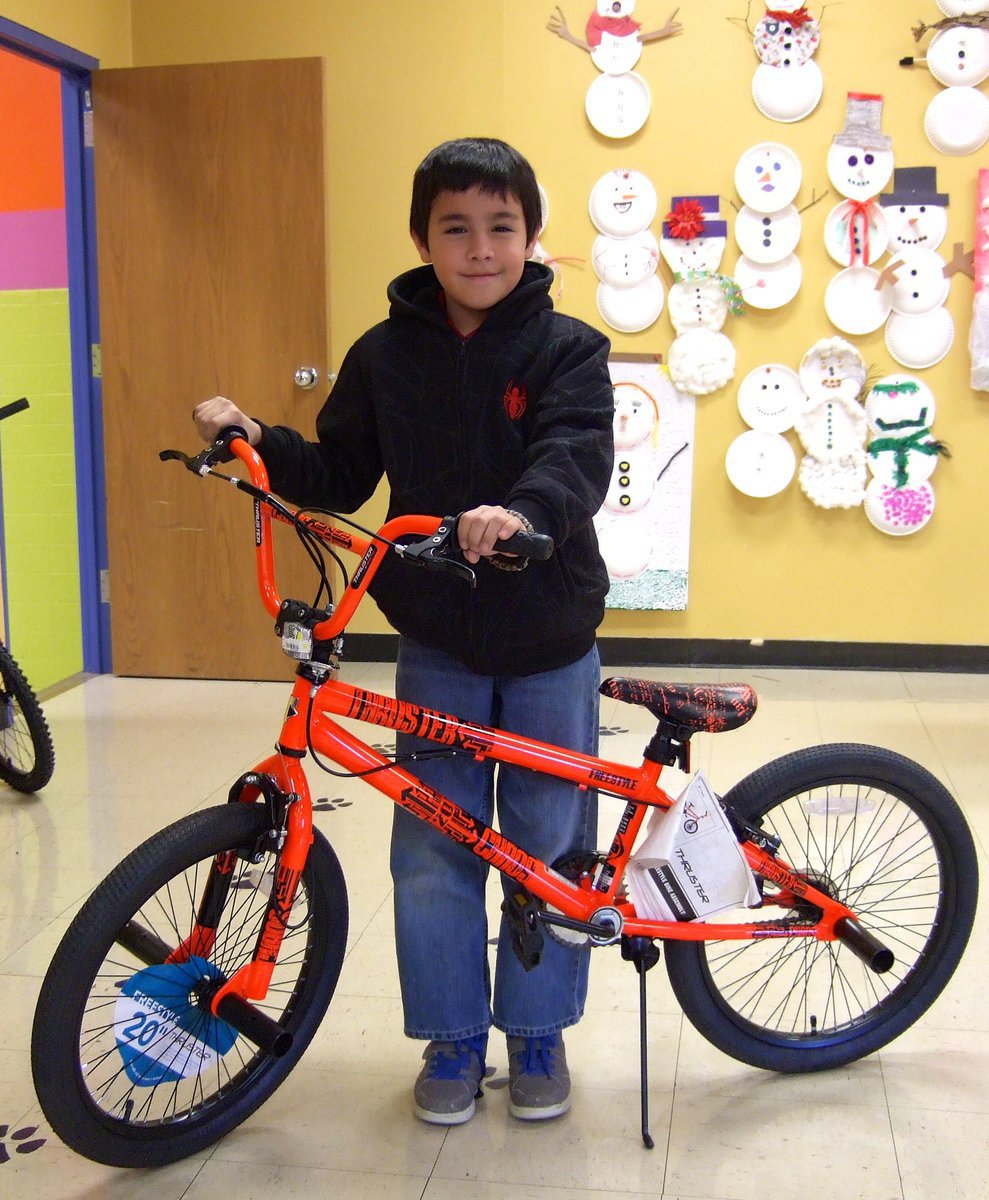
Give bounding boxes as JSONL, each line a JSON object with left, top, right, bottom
{"left": 599, "top": 677, "right": 757, "bottom": 734}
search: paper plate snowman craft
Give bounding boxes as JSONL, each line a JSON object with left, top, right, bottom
{"left": 862, "top": 372, "right": 948, "bottom": 534}
{"left": 823, "top": 94, "right": 897, "bottom": 335}
{"left": 732, "top": 141, "right": 804, "bottom": 310}
{"left": 661, "top": 196, "right": 742, "bottom": 395}
{"left": 725, "top": 364, "right": 802, "bottom": 498}
{"left": 748, "top": 2, "right": 823, "bottom": 122}
{"left": 589, "top": 168, "right": 664, "bottom": 332}
{"left": 872, "top": 167, "right": 961, "bottom": 369}
{"left": 904, "top": 7, "right": 989, "bottom": 155}
{"left": 593, "top": 375, "right": 685, "bottom": 579}
{"left": 794, "top": 337, "right": 869, "bottom": 509}
{"left": 547, "top": 3, "right": 682, "bottom": 138}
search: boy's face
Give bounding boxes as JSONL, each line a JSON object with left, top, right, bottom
{"left": 412, "top": 185, "right": 537, "bottom": 335}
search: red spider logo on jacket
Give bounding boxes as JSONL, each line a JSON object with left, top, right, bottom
{"left": 503, "top": 382, "right": 528, "bottom": 420}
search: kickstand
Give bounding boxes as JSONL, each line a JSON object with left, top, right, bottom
{"left": 622, "top": 935, "right": 661, "bottom": 1150}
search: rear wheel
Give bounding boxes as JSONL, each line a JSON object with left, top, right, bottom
{"left": 0, "top": 641, "right": 54, "bottom": 792}
{"left": 32, "top": 803, "right": 348, "bottom": 1166}
{"left": 663, "top": 744, "right": 978, "bottom": 1072}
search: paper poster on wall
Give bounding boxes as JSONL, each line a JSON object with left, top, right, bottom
{"left": 593, "top": 355, "right": 695, "bottom": 610}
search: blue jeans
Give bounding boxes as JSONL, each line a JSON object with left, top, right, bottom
{"left": 390, "top": 639, "right": 601, "bottom": 1041}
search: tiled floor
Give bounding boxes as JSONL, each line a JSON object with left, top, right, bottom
{"left": 1, "top": 662, "right": 987, "bottom": 1198}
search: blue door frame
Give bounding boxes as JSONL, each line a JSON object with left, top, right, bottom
{"left": 0, "top": 16, "right": 110, "bottom": 673}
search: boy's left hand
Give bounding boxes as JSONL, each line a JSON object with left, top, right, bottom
{"left": 457, "top": 506, "right": 523, "bottom": 564}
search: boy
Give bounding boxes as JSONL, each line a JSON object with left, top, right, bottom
{"left": 194, "top": 137, "right": 613, "bottom": 1125}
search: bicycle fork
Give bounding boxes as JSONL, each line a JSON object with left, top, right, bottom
{"left": 118, "top": 766, "right": 312, "bottom": 1059}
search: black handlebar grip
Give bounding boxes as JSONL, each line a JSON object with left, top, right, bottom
{"left": 499, "top": 530, "right": 554, "bottom": 560}
{"left": 0, "top": 397, "right": 29, "bottom": 422}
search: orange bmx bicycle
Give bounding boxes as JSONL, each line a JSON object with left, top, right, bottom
{"left": 31, "top": 428, "right": 979, "bottom": 1167}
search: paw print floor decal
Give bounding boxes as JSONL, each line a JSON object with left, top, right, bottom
{"left": 0, "top": 1124, "right": 46, "bottom": 1164}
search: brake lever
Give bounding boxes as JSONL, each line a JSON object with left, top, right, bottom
{"left": 159, "top": 425, "right": 250, "bottom": 475}
{"left": 395, "top": 516, "right": 477, "bottom": 588}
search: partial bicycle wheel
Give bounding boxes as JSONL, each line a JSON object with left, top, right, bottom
{"left": 663, "top": 744, "right": 978, "bottom": 1072}
{"left": 0, "top": 641, "right": 54, "bottom": 791}
{"left": 32, "top": 802, "right": 348, "bottom": 1167}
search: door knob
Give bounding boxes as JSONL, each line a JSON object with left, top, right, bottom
{"left": 294, "top": 366, "right": 320, "bottom": 390}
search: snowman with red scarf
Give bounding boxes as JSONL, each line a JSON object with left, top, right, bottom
{"left": 547, "top": 3, "right": 682, "bottom": 136}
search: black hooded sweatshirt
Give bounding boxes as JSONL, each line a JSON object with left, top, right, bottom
{"left": 256, "top": 260, "right": 614, "bottom": 676}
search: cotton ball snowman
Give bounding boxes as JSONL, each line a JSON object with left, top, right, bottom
{"left": 661, "top": 196, "right": 742, "bottom": 396}
{"left": 594, "top": 379, "right": 664, "bottom": 579}
{"left": 589, "top": 168, "right": 664, "bottom": 333}
{"left": 794, "top": 337, "right": 869, "bottom": 509}
{"left": 911, "top": 13, "right": 989, "bottom": 155}
{"left": 750, "top": 1, "right": 823, "bottom": 123}
{"left": 546, "top": 3, "right": 682, "bottom": 138}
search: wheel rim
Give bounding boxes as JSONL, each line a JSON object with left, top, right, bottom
{"left": 0, "top": 686, "right": 38, "bottom": 776}
{"left": 72, "top": 841, "right": 319, "bottom": 1131}
{"left": 700, "top": 778, "right": 946, "bottom": 1044}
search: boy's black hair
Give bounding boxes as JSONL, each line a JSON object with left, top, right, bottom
{"left": 409, "top": 137, "right": 542, "bottom": 246}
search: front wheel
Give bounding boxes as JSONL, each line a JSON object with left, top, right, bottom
{"left": 32, "top": 803, "right": 348, "bottom": 1167}
{"left": 664, "top": 744, "right": 978, "bottom": 1072}
{"left": 0, "top": 641, "right": 54, "bottom": 791}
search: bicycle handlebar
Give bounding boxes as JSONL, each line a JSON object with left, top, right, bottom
{"left": 160, "top": 427, "right": 554, "bottom": 644}
{"left": 0, "top": 398, "right": 29, "bottom": 422}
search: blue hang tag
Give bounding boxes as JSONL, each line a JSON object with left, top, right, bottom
{"left": 114, "top": 955, "right": 239, "bottom": 1086}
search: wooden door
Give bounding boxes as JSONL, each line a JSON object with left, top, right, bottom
{"left": 94, "top": 59, "right": 328, "bottom": 679}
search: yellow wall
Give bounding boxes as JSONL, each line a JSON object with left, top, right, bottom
{"left": 10, "top": 1, "right": 989, "bottom": 651}
{"left": 1, "top": 0, "right": 132, "bottom": 66}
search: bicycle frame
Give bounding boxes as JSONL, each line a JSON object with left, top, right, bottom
{"left": 170, "top": 436, "right": 890, "bottom": 1030}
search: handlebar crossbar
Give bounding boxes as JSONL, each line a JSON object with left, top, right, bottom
{"left": 161, "top": 428, "right": 555, "bottom": 648}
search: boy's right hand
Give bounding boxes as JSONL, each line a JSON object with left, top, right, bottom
{"left": 192, "top": 396, "right": 262, "bottom": 447}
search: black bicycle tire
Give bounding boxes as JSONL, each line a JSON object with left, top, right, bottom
{"left": 31, "top": 803, "right": 348, "bottom": 1167}
{"left": 663, "top": 744, "right": 978, "bottom": 1072}
{"left": 0, "top": 641, "right": 54, "bottom": 791}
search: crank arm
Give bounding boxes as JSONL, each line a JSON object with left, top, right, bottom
{"left": 537, "top": 907, "right": 623, "bottom": 945}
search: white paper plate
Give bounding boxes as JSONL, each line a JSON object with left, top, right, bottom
{"left": 866, "top": 373, "right": 936, "bottom": 432}
{"left": 596, "top": 275, "right": 665, "bottom": 333}
{"left": 925, "top": 87, "right": 989, "bottom": 156}
{"left": 798, "top": 337, "right": 866, "bottom": 401}
{"left": 937, "top": 0, "right": 989, "bottom": 14}
{"left": 887, "top": 248, "right": 950, "bottom": 315}
{"left": 885, "top": 309, "right": 955, "bottom": 369}
{"left": 927, "top": 26, "right": 989, "bottom": 86}
{"left": 733, "top": 254, "right": 802, "bottom": 309}
{"left": 734, "top": 204, "right": 801, "bottom": 263}
{"left": 590, "top": 30, "right": 644, "bottom": 75}
{"left": 588, "top": 168, "right": 658, "bottom": 237}
{"left": 726, "top": 430, "right": 796, "bottom": 497}
{"left": 824, "top": 266, "right": 892, "bottom": 335}
{"left": 737, "top": 364, "right": 803, "bottom": 433}
{"left": 864, "top": 477, "right": 935, "bottom": 535}
{"left": 824, "top": 200, "right": 889, "bottom": 267}
{"left": 592, "top": 231, "right": 660, "bottom": 288}
{"left": 752, "top": 60, "right": 823, "bottom": 123}
{"left": 585, "top": 71, "right": 651, "bottom": 139}
{"left": 734, "top": 143, "right": 803, "bottom": 211}
{"left": 884, "top": 203, "right": 948, "bottom": 254}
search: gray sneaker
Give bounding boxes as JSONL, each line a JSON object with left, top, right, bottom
{"left": 413, "top": 1036, "right": 488, "bottom": 1125}
{"left": 506, "top": 1032, "right": 571, "bottom": 1120}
